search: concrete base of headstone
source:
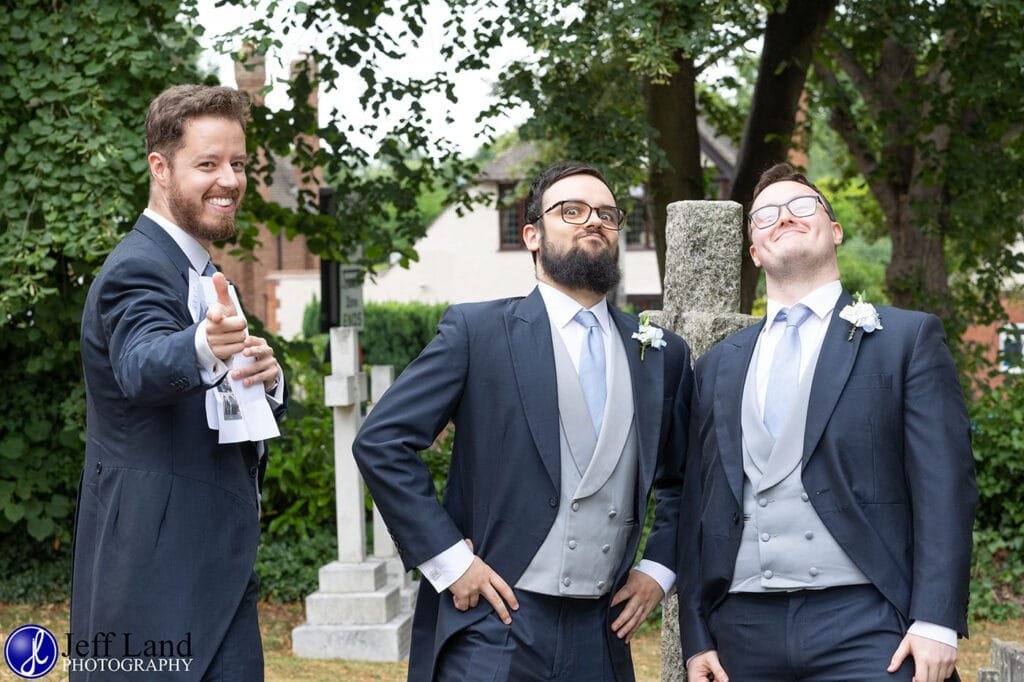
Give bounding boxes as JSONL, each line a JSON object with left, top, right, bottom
{"left": 373, "top": 554, "right": 419, "bottom": 612}
{"left": 292, "top": 559, "right": 415, "bottom": 661}
{"left": 989, "top": 638, "right": 1024, "bottom": 681}
{"left": 292, "top": 618, "right": 413, "bottom": 661}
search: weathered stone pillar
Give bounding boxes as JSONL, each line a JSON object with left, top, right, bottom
{"left": 652, "top": 200, "right": 757, "bottom": 681}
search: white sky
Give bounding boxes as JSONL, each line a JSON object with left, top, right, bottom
{"left": 195, "top": 0, "right": 531, "bottom": 156}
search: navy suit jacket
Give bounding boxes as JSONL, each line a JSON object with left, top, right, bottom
{"left": 353, "top": 287, "right": 694, "bottom": 681}
{"left": 677, "top": 291, "right": 977, "bottom": 660}
{"left": 71, "top": 215, "right": 285, "bottom": 680}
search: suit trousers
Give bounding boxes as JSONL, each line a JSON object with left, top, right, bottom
{"left": 435, "top": 589, "right": 615, "bottom": 681}
{"left": 201, "top": 571, "right": 264, "bottom": 682}
{"left": 708, "top": 584, "right": 939, "bottom": 682}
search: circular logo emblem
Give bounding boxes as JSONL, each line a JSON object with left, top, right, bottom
{"left": 4, "top": 624, "right": 59, "bottom": 679}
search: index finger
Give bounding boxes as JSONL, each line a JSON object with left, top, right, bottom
{"left": 488, "top": 570, "right": 518, "bottom": 612}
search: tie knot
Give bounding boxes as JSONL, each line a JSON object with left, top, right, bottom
{"left": 776, "top": 304, "right": 811, "bottom": 329}
{"left": 574, "top": 309, "right": 600, "bottom": 330}
{"left": 202, "top": 260, "right": 217, "bottom": 277}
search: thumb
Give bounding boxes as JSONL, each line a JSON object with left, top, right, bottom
{"left": 212, "top": 273, "right": 234, "bottom": 311}
{"left": 887, "top": 635, "right": 911, "bottom": 672}
{"left": 464, "top": 538, "right": 474, "bottom": 553}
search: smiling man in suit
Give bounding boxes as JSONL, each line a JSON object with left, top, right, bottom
{"left": 353, "top": 162, "right": 694, "bottom": 681}
{"left": 680, "top": 163, "right": 977, "bottom": 682}
{"left": 72, "top": 85, "right": 285, "bottom": 681}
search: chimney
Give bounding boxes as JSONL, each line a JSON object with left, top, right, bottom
{"left": 234, "top": 44, "right": 266, "bottom": 106}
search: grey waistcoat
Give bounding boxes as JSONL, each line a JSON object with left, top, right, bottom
{"left": 730, "top": 336, "right": 869, "bottom": 592}
{"left": 516, "top": 323, "right": 639, "bottom": 598}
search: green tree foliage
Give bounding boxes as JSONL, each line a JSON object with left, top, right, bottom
{"left": 214, "top": 0, "right": 483, "bottom": 272}
{"left": 0, "top": 0, "right": 210, "bottom": 545}
{"left": 814, "top": 0, "right": 1024, "bottom": 332}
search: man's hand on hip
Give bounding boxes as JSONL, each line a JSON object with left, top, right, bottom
{"left": 609, "top": 569, "right": 664, "bottom": 642}
{"left": 888, "top": 633, "right": 957, "bottom": 682}
{"left": 686, "top": 650, "right": 729, "bottom": 682}
{"left": 449, "top": 540, "right": 519, "bottom": 624}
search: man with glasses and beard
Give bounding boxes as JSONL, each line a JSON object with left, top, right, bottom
{"left": 353, "top": 162, "right": 695, "bottom": 681}
{"left": 72, "top": 85, "right": 285, "bottom": 681}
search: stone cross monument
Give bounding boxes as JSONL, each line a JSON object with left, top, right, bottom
{"left": 291, "top": 328, "right": 416, "bottom": 661}
{"left": 651, "top": 200, "right": 757, "bottom": 681}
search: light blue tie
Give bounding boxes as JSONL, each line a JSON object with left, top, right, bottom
{"left": 575, "top": 310, "right": 607, "bottom": 437}
{"left": 763, "top": 304, "right": 812, "bottom": 438}
{"left": 202, "top": 260, "right": 217, "bottom": 276}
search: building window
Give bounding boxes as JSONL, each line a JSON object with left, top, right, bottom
{"left": 999, "top": 324, "right": 1024, "bottom": 373}
{"left": 498, "top": 184, "right": 527, "bottom": 249}
{"left": 624, "top": 200, "right": 653, "bottom": 250}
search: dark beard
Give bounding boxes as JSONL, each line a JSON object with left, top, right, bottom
{"left": 539, "top": 230, "right": 621, "bottom": 295}
{"left": 167, "top": 182, "right": 238, "bottom": 242}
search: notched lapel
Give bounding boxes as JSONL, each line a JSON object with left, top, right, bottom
{"left": 612, "top": 309, "right": 662, "bottom": 488}
{"left": 134, "top": 215, "right": 194, "bottom": 284}
{"left": 713, "top": 324, "right": 761, "bottom": 506}
{"left": 506, "top": 289, "right": 561, "bottom": 489}
{"left": 804, "top": 291, "right": 862, "bottom": 462}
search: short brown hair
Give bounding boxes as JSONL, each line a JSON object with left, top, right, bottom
{"left": 751, "top": 162, "right": 836, "bottom": 221}
{"left": 525, "top": 162, "right": 614, "bottom": 225}
{"left": 145, "top": 85, "right": 249, "bottom": 161}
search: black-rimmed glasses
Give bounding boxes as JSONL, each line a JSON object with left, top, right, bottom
{"left": 539, "top": 200, "right": 626, "bottom": 230}
{"left": 748, "top": 195, "right": 829, "bottom": 230}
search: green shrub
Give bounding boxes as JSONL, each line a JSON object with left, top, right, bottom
{"left": 0, "top": 538, "right": 71, "bottom": 603}
{"left": 255, "top": 526, "right": 337, "bottom": 602}
{"left": 361, "top": 301, "right": 449, "bottom": 374}
{"left": 968, "top": 377, "right": 1024, "bottom": 619}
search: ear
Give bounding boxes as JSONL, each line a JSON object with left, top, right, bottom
{"left": 749, "top": 242, "right": 762, "bottom": 268}
{"left": 148, "top": 151, "right": 171, "bottom": 186}
{"left": 832, "top": 220, "right": 844, "bottom": 246}
{"left": 523, "top": 222, "right": 541, "bottom": 254}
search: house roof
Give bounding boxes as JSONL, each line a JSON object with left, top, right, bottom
{"left": 478, "top": 120, "right": 738, "bottom": 185}
{"left": 478, "top": 142, "right": 540, "bottom": 183}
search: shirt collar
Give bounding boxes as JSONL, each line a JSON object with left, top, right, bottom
{"left": 764, "top": 280, "right": 842, "bottom": 329}
{"left": 143, "top": 208, "right": 211, "bottom": 274}
{"left": 537, "top": 282, "right": 612, "bottom": 334}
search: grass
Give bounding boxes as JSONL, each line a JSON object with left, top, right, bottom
{"left": 0, "top": 601, "right": 1019, "bottom": 681}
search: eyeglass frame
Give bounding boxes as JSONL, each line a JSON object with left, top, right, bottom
{"left": 534, "top": 199, "right": 627, "bottom": 230}
{"left": 747, "top": 194, "right": 835, "bottom": 230}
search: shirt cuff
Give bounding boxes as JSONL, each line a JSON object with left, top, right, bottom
{"left": 265, "top": 368, "right": 284, "bottom": 405}
{"left": 194, "top": 320, "right": 228, "bottom": 384}
{"left": 908, "top": 621, "right": 958, "bottom": 648}
{"left": 635, "top": 559, "right": 675, "bottom": 599}
{"left": 418, "top": 541, "right": 474, "bottom": 593}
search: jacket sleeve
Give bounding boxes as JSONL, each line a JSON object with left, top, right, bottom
{"left": 352, "top": 305, "right": 470, "bottom": 569}
{"left": 99, "top": 254, "right": 205, "bottom": 406}
{"left": 676, "top": 352, "right": 716, "bottom": 659}
{"left": 903, "top": 314, "right": 977, "bottom": 635}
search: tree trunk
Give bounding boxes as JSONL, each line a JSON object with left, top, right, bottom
{"left": 645, "top": 53, "right": 703, "bottom": 288}
{"left": 731, "top": 0, "right": 837, "bottom": 312}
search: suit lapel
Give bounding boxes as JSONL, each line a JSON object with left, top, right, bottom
{"left": 506, "top": 288, "right": 561, "bottom": 489}
{"left": 610, "top": 308, "right": 662, "bottom": 490}
{"left": 804, "top": 290, "right": 862, "bottom": 463}
{"left": 133, "top": 214, "right": 194, "bottom": 284}
{"left": 714, "top": 323, "right": 762, "bottom": 506}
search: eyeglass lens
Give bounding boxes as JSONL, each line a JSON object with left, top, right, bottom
{"left": 750, "top": 195, "right": 819, "bottom": 229}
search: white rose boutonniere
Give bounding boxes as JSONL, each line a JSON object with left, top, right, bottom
{"left": 632, "top": 311, "right": 667, "bottom": 361}
{"left": 838, "top": 292, "right": 883, "bottom": 341}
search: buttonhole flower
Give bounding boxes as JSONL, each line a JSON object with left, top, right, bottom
{"left": 838, "top": 292, "right": 883, "bottom": 341}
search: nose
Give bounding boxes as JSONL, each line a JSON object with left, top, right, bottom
{"left": 216, "top": 162, "right": 240, "bottom": 189}
{"left": 583, "top": 207, "right": 605, "bottom": 229}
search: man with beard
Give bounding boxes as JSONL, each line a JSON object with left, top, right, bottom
{"left": 71, "top": 85, "right": 285, "bottom": 681}
{"left": 353, "top": 162, "right": 695, "bottom": 681}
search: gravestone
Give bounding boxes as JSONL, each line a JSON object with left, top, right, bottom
{"left": 291, "top": 327, "right": 415, "bottom": 660}
{"left": 652, "top": 200, "right": 757, "bottom": 681}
